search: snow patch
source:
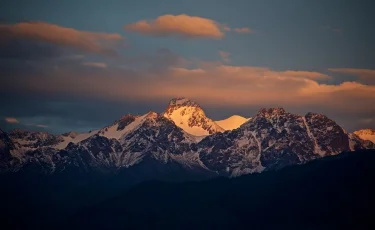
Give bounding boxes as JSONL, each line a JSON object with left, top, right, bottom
{"left": 302, "top": 117, "right": 325, "bottom": 156}
{"left": 248, "top": 130, "right": 265, "bottom": 171}
{"left": 54, "top": 130, "right": 99, "bottom": 149}
{"left": 215, "top": 115, "right": 251, "bottom": 131}
{"left": 99, "top": 113, "right": 150, "bottom": 141}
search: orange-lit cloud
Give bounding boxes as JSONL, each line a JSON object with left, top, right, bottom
{"left": 218, "top": 50, "right": 231, "bottom": 62}
{"left": 1, "top": 43, "right": 374, "bottom": 121}
{"left": 233, "top": 27, "right": 252, "bottom": 34}
{"left": 125, "top": 14, "right": 224, "bottom": 39}
{"left": 5, "top": 117, "right": 19, "bottom": 124}
{"left": 280, "top": 70, "right": 332, "bottom": 80}
{"left": 82, "top": 62, "right": 108, "bottom": 68}
{"left": 5, "top": 63, "right": 374, "bottom": 115}
{"left": 328, "top": 68, "right": 375, "bottom": 84}
{"left": 0, "top": 21, "right": 124, "bottom": 56}
{"left": 157, "top": 66, "right": 375, "bottom": 113}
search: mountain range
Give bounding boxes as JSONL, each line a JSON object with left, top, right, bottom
{"left": 1, "top": 97, "right": 374, "bottom": 178}
{"left": 1, "top": 97, "right": 375, "bottom": 229}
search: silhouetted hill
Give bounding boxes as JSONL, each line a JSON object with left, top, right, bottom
{"left": 1, "top": 150, "right": 374, "bottom": 230}
{"left": 63, "top": 149, "right": 375, "bottom": 230}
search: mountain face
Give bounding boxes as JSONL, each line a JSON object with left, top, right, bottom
{"left": 0, "top": 98, "right": 374, "bottom": 178}
{"left": 163, "top": 98, "right": 224, "bottom": 136}
{"left": 0, "top": 130, "right": 20, "bottom": 171}
{"left": 64, "top": 111, "right": 203, "bottom": 173}
{"left": 348, "top": 132, "right": 375, "bottom": 150}
{"left": 197, "top": 108, "right": 367, "bottom": 176}
{"left": 215, "top": 115, "right": 250, "bottom": 131}
{"left": 1, "top": 112, "right": 206, "bottom": 175}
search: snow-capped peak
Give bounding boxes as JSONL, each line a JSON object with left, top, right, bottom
{"left": 354, "top": 129, "right": 375, "bottom": 143}
{"left": 354, "top": 129, "right": 375, "bottom": 136}
{"left": 215, "top": 115, "right": 251, "bottom": 131}
{"left": 163, "top": 98, "right": 224, "bottom": 136}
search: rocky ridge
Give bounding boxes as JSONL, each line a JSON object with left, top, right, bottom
{"left": 0, "top": 98, "right": 374, "bottom": 177}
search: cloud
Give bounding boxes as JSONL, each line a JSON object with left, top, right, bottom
{"left": 1, "top": 51, "right": 374, "bottom": 132}
{"left": 328, "top": 68, "right": 375, "bottom": 84}
{"left": 125, "top": 14, "right": 225, "bottom": 39}
{"left": 82, "top": 62, "right": 108, "bottom": 68}
{"left": 124, "top": 14, "right": 253, "bottom": 39}
{"left": 3, "top": 116, "right": 47, "bottom": 128}
{"left": 218, "top": 50, "right": 231, "bottom": 62}
{"left": 359, "top": 118, "right": 373, "bottom": 124}
{"left": 0, "top": 40, "right": 64, "bottom": 60}
{"left": 0, "top": 94, "right": 164, "bottom": 134}
{"left": 36, "top": 124, "right": 48, "bottom": 128}
{"left": 280, "top": 70, "right": 332, "bottom": 80}
{"left": 223, "top": 25, "right": 231, "bottom": 31}
{"left": 4, "top": 61, "right": 373, "bottom": 111}
{"left": 233, "top": 27, "right": 252, "bottom": 34}
{"left": 0, "top": 21, "right": 124, "bottom": 56}
{"left": 5, "top": 117, "right": 19, "bottom": 123}
{"left": 26, "top": 123, "right": 49, "bottom": 128}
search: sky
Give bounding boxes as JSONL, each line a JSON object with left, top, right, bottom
{"left": 1, "top": 0, "right": 375, "bottom": 133}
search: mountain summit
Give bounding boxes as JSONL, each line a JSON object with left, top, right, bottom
{"left": 163, "top": 97, "right": 224, "bottom": 136}
{"left": 354, "top": 129, "right": 375, "bottom": 143}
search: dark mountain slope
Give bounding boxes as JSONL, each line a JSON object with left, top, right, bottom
{"left": 0, "top": 158, "right": 214, "bottom": 230}
{"left": 65, "top": 149, "right": 375, "bottom": 230}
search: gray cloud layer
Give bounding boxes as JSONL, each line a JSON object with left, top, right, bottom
{"left": 1, "top": 46, "right": 374, "bottom": 133}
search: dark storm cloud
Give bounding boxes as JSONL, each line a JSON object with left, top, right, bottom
{"left": 0, "top": 47, "right": 188, "bottom": 101}
{"left": 0, "top": 92, "right": 163, "bottom": 134}
{"left": 116, "top": 48, "right": 188, "bottom": 72}
{"left": 328, "top": 68, "right": 375, "bottom": 85}
{"left": 0, "top": 40, "right": 64, "bottom": 60}
{"left": 0, "top": 45, "right": 184, "bottom": 134}
{"left": 0, "top": 84, "right": 170, "bottom": 134}
{"left": 0, "top": 39, "right": 88, "bottom": 85}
